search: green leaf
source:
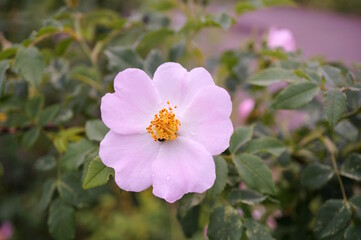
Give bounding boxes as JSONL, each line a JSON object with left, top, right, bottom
{"left": 15, "top": 47, "right": 45, "bottom": 87}
{"left": 56, "top": 37, "right": 73, "bottom": 56}
{"left": 0, "top": 60, "right": 9, "bottom": 97}
{"left": 321, "top": 65, "right": 345, "bottom": 87}
{"left": 350, "top": 195, "right": 361, "bottom": 220}
{"left": 272, "top": 82, "right": 320, "bottom": 109}
{"left": 207, "top": 206, "right": 243, "bottom": 240}
{"left": 340, "top": 153, "right": 361, "bottom": 182}
{"left": 314, "top": 200, "right": 352, "bottom": 239}
{"left": 82, "top": 156, "right": 114, "bottom": 189}
{"left": 144, "top": 49, "right": 164, "bottom": 76}
{"left": 38, "top": 104, "right": 60, "bottom": 126}
{"left": 344, "top": 223, "right": 361, "bottom": 240}
{"left": 58, "top": 173, "right": 89, "bottom": 208}
{"left": 211, "top": 13, "right": 234, "bottom": 30}
{"left": 39, "top": 178, "right": 56, "bottom": 211}
{"left": 325, "top": 89, "right": 347, "bottom": 128}
{"left": 229, "top": 125, "right": 254, "bottom": 153}
{"left": 228, "top": 189, "right": 266, "bottom": 205}
{"left": 178, "top": 193, "right": 206, "bottom": 217}
{"left": 61, "top": 139, "right": 95, "bottom": 170}
{"left": 244, "top": 219, "right": 275, "bottom": 240}
{"left": 85, "top": 120, "right": 108, "bottom": 142}
{"left": 0, "top": 47, "right": 17, "bottom": 60}
{"left": 247, "top": 68, "right": 302, "bottom": 86}
{"left": 22, "top": 127, "right": 41, "bottom": 148}
{"left": 169, "top": 43, "right": 186, "bottom": 62}
{"left": 232, "top": 153, "right": 275, "bottom": 194}
{"left": 136, "top": 29, "right": 173, "bottom": 56}
{"left": 245, "top": 136, "right": 286, "bottom": 157}
{"left": 235, "top": 2, "right": 256, "bottom": 14}
{"left": 35, "top": 155, "right": 56, "bottom": 171}
{"left": 25, "top": 96, "right": 44, "bottom": 120}
{"left": 105, "top": 47, "right": 144, "bottom": 72}
{"left": 177, "top": 205, "right": 200, "bottom": 238}
{"left": 48, "top": 199, "right": 75, "bottom": 240}
{"left": 300, "top": 163, "right": 334, "bottom": 189}
{"left": 208, "top": 156, "right": 228, "bottom": 197}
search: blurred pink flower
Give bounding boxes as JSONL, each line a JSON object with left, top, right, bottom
{"left": 0, "top": 221, "right": 13, "bottom": 240}
{"left": 252, "top": 206, "right": 266, "bottom": 220}
{"left": 267, "top": 27, "right": 296, "bottom": 52}
{"left": 237, "top": 98, "right": 255, "bottom": 124}
{"left": 266, "top": 216, "right": 277, "bottom": 230}
{"left": 275, "top": 110, "right": 308, "bottom": 133}
{"left": 99, "top": 62, "right": 233, "bottom": 203}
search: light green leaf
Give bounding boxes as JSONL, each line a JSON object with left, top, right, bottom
{"left": 211, "top": 13, "right": 234, "bottom": 30}
{"left": 48, "top": 199, "right": 75, "bottom": 240}
{"left": 0, "top": 47, "right": 17, "bottom": 60}
{"left": 39, "top": 178, "right": 56, "bottom": 211}
{"left": 207, "top": 206, "right": 243, "bottom": 240}
{"left": 300, "top": 163, "right": 334, "bottom": 189}
{"left": 321, "top": 65, "right": 344, "bottom": 87}
{"left": 272, "top": 82, "right": 319, "bottom": 109}
{"left": 82, "top": 156, "right": 114, "bottom": 189}
{"left": 85, "top": 120, "right": 108, "bottom": 142}
{"left": 247, "top": 68, "right": 301, "bottom": 86}
{"left": 340, "top": 153, "right": 361, "bottom": 182}
{"left": 232, "top": 153, "right": 275, "bottom": 194}
{"left": 61, "top": 139, "right": 95, "bottom": 170}
{"left": 325, "top": 88, "right": 347, "bottom": 128}
{"left": 0, "top": 60, "right": 9, "bottom": 97}
{"left": 105, "top": 47, "right": 144, "bottom": 72}
{"left": 228, "top": 189, "right": 266, "bottom": 205}
{"left": 235, "top": 2, "right": 256, "bottom": 14}
{"left": 314, "top": 200, "right": 352, "bottom": 239}
{"left": 244, "top": 219, "right": 275, "bottom": 240}
{"left": 22, "top": 127, "right": 41, "bottom": 148}
{"left": 245, "top": 136, "right": 286, "bottom": 157}
{"left": 38, "top": 104, "right": 60, "bottom": 126}
{"left": 136, "top": 29, "right": 173, "bottom": 56}
{"left": 208, "top": 156, "right": 228, "bottom": 197}
{"left": 229, "top": 125, "right": 254, "bottom": 153}
{"left": 15, "top": 47, "right": 45, "bottom": 87}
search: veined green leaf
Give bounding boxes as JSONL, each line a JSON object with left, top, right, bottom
{"left": 300, "top": 163, "right": 334, "bottom": 189}
{"left": 208, "top": 156, "right": 228, "bottom": 197}
{"left": 229, "top": 125, "right": 254, "bottom": 153}
{"left": 82, "top": 156, "right": 114, "bottom": 189}
{"left": 15, "top": 47, "right": 45, "bottom": 87}
{"left": 245, "top": 136, "right": 286, "bottom": 157}
{"left": 48, "top": 199, "right": 75, "bottom": 240}
{"left": 325, "top": 88, "right": 347, "bottom": 128}
{"left": 247, "top": 68, "right": 302, "bottom": 86}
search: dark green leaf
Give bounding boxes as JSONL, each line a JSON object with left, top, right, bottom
{"left": 105, "top": 47, "right": 143, "bottom": 72}
{"left": 232, "top": 153, "right": 275, "bottom": 194}
{"left": 58, "top": 173, "right": 89, "bottom": 208}
{"left": 169, "top": 43, "right": 186, "bottom": 62}
{"left": 300, "top": 163, "right": 334, "bottom": 189}
{"left": 35, "top": 155, "right": 56, "bottom": 171}
{"left": 61, "top": 139, "right": 95, "bottom": 170}
{"left": 56, "top": 37, "right": 73, "bottom": 56}
{"left": 228, "top": 189, "right": 266, "bottom": 205}
{"left": 22, "top": 127, "right": 41, "bottom": 148}
{"left": 325, "top": 89, "right": 347, "bottom": 128}
{"left": 136, "top": 29, "right": 173, "bottom": 56}
{"left": 314, "top": 200, "right": 352, "bottom": 239}
{"left": 39, "top": 178, "right": 56, "bottom": 211}
{"left": 340, "top": 153, "right": 361, "bottom": 182}
{"left": 85, "top": 120, "right": 108, "bottom": 142}
{"left": 38, "top": 105, "right": 60, "bottom": 126}
{"left": 344, "top": 223, "right": 361, "bottom": 240}
{"left": 350, "top": 195, "right": 361, "bottom": 220}
{"left": 48, "top": 199, "right": 75, "bottom": 240}
{"left": 82, "top": 156, "right": 114, "bottom": 189}
{"left": 208, "top": 156, "right": 228, "bottom": 197}
{"left": 25, "top": 96, "right": 44, "bottom": 120}
{"left": 245, "top": 136, "right": 286, "bottom": 157}
{"left": 178, "top": 193, "right": 206, "bottom": 217}
{"left": 0, "top": 60, "right": 9, "bottom": 97}
{"left": 229, "top": 125, "right": 254, "bottom": 153}
{"left": 272, "top": 82, "right": 319, "bottom": 109}
{"left": 247, "top": 68, "right": 301, "bottom": 86}
{"left": 177, "top": 205, "right": 200, "bottom": 238}
{"left": 244, "top": 219, "right": 274, "bottom": 240}
{"left": 15, "top": 47, "right": 45, "bottom": 87}
{"left": 145, "top": 49, "right": 164, "bottom": 76}
{"left": 207, "top": 206, "right": 243, "bottom": 240}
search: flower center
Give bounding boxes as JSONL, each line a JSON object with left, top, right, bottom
{"left": 146, "top": 101, "right": 181, "bottom": 142}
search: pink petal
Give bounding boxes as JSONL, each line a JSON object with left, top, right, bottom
{"left": 101, "top": 69, "right": 161, "bottom": 134}
{"left": 179, "top": 85, "right": 233, "bottom": 155}
{"left": 153, "top": 63, "right": 214, "bottom": 111}
{"left": 267, "top": 27, "right": 296, "bottom": 52}
{"left": 237, "top": 98, "right": 255, "bottom": 123}
{"left": 151, "top": 137, "right": 215, "bottom": 203}
{"left": 99, "top": 131, "right": 160, "bottom": 192}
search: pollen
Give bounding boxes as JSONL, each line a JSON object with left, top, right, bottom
{"left": 146, "top": 101, "right": 181, "bottom": 142}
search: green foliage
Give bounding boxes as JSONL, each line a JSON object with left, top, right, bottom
{"left": 300, "top": 163, "right": 334, "bottom": 189}
{"left": 229, "top": 125, "right": 254, "bottom": 153}
{"left": 82, "top": 156, "right": 114, "bottom": 189}
{"left": 48, "top": 199, "right": 76, "bottom": 240}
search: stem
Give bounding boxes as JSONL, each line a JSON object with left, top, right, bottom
{"left": 330, "top": 153, "right": 348, "bottom": 202}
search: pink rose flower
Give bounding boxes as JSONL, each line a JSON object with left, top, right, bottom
{"left": 0, "top": 221, "right": 13, "bottom": 240}
{"left": 99, "top": 62, "right": 233, "bottom": 203}
{"left": 237, "top": 98, "right": 255, "bottom": 124}
{"left": 267, "top": 27, "right": 296, "bottom": 52}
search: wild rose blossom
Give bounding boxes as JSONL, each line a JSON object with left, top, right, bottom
{"left": 267, "top": 27, "right": 296, "bottom": 52}
{"left": 99, "top": 62, "right": 233, "bottom": 203}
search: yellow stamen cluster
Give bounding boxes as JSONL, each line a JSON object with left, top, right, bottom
{"left": 146, "top": 101, "right": 181, "bottom": 142}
